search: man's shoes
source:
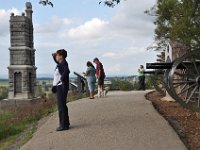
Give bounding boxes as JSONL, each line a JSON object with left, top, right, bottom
{"left": 56, "top": 126, "right": 69, "bottom": 131}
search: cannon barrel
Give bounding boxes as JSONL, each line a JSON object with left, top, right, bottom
{"left": 146, "top": 63, "right": 173, "bottom": 69}
{"left": 146, "top": 62, "right": 199, "bottom": 70}
{"left": 144, "top": 71, "right": 156, "bottom": 74}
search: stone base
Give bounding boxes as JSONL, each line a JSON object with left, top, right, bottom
{"left": 0, "top": 97, "right": 41, "bottom": 109}
{"left": 160, "top": 92, "right": 175, "bottom": 102}
{"left": 161, "top": 96, "right": 175, "bottom": 102}
{"left": 195, "top": 112, "right": 200, "bottom": 119}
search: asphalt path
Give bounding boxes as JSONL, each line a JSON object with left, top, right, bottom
{"left": 21, "top": 91, "right": 186, "bottom": 150}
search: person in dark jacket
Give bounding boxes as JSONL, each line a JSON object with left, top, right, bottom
{"left": 52, "top": 49, "right": 70, "bottom": 131}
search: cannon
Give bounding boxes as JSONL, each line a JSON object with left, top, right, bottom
{"left": 145, "top": 50, "right": 200, "bottom": 112}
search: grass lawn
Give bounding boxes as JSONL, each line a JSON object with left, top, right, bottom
{"left": 0, "top": 93, "right": 87, "bottom": 150}
{"left": 0, "top": 95, "right": 57, "bottom": 150}
{"left": 0, "top": 112, "right": 38, "bottom": 150}
{"left": 0, "top": 82, "right": 9, "bottom": 87}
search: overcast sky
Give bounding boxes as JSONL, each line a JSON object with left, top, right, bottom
{"left": 0, "top": 0, "right": 157, "bottom": 78}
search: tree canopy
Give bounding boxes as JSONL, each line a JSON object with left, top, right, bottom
{"left": 39, "top": 0, "right": 122, "bottom": 8}
{"left": 99, "top": 0, "right": 121, "bottom": 7}
{"left": 150, "top": 0, "right": 200, "bottom": 50}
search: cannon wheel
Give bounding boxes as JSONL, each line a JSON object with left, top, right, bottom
{"left": 151, "top": 69, "right": 166, "bottom": 96}
{"left": 164, "top": 69, "right": 175, "bottom": 97}
{"left": 169, "top": 50, "right": 200, "bottom": 112}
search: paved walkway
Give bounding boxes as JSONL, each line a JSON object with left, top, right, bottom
{"left": 21, "top": 91, "right": 186, "bottom": 150}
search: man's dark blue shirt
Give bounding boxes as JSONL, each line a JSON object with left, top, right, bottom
{"left": 54, "top": 57, "right": 70, "bottom": 90}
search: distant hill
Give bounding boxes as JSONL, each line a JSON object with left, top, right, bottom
{"left": 37, "top": 77, "right": 53, "bottom": 81}
{"left": 0, "top": 75, "right": 138, "bottom": 81}
{"left": 0, "top": 79, "right": 8, "bottom": 82}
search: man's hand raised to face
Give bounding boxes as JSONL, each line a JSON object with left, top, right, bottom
{"left": 52, "top": 52, "right": 57, "bottom": 57}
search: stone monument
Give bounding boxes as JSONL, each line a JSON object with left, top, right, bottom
{"left": 8, "top": 2, "right": 37, "bottom": 100}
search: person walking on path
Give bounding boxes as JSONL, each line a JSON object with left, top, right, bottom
{"left": 138, "top": 65, "right": 146, "bottom": 91}
{"left": 83, "top": 61, "right": 96, "bottom": 99}
{"left": 93, "top": 58, "right": 105, "bottom": 97}
{"left": 52, "top": 49, "right": 70, "bottom": 131}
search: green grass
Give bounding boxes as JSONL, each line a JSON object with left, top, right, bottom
{"left": 0, "top": 111, "right": 18, "bottom": 150}
{"left": 0, "top": 109, "right": 56, "bottom": 150}
{"left": 20, "top": 122, "right": 37, "bottom": 147}
{"left": 0, "top": 82, "right": 9, "bottom": 87}
{"left": 0, "top": 100, "right": 57, "bottom": 150}
{"left": 0, "top": 118, "right": 38, "bottom": 150}
{"left": 0, "top": 135, "right": 18, "bottom": 150}
{"left": 0, "top": 93, "right": 85, "bottom": 150}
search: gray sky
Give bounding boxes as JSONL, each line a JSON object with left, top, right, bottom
{"left": 0, "top": 0, "right": 157, "bottom": 78}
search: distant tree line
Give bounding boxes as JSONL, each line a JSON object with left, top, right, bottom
{"left": 109, "top": 77, "right": 153, "bottom": 91}
{"left": 110, "top": 80, "right": 134, "bottom": 91}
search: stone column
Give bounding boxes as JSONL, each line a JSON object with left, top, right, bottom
{"left": 8, "top": 2, "right": 37, "bottom": 100}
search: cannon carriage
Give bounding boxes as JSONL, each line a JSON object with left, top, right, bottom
{"left": 145, "top": 49, "right": 200, "bottom": 112}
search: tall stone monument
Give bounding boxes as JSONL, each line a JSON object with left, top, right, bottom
{"left": 8, "top": 2, "right": 37, "bottom": 100}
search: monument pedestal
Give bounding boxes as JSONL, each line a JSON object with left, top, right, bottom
{"left": 161, "top": 92, "right": 175, "bottom": 102}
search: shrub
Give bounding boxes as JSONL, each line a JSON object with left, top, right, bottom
{"left": 110, "top": 80, "right": 134, "bottom": 91}
{"left": 0, "top": 87, "right": 8, "bottom": 100}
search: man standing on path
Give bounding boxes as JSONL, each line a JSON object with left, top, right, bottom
{"left": 93, "top": 58, "right": 105, "bottom": 97}
{"left": 52, "top": 49, "right": 70, "bottom": 131}
{"left": 138, "top": 65, "right": 146, "bottom": 91}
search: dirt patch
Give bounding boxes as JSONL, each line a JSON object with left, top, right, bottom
{"left": 146, "top": 91, "right": 200, "bottom": 150}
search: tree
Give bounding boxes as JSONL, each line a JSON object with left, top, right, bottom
{"left": 39, "top": 0, "right": 123, "bottom": 8}
{"left": 148, "top": 0, "right": 200, "bottom": 50}
{"left": 99, "top": 0, "right": 121, "bottom": 7}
